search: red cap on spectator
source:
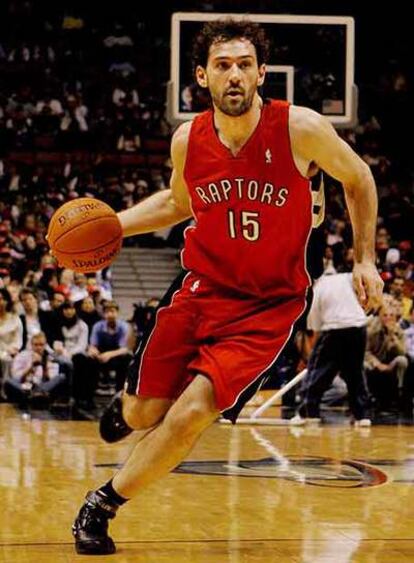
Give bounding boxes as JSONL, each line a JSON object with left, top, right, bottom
{"left": 87, "top": 285, "right": 100, "bottom": 295}
{"left": 0, "top": 268, "right": 10, "bottom": 277}
{"left": 380, "top": 271, "right": 393, "bottom": 281}
{"left": 55, "top": 284, "right": 71, "bottom": 298}
{"left": 0, "top": 247, "right": 11, "bottom": 255}
{"left": 399, "top": 240, "right": 411, "bottom": 251}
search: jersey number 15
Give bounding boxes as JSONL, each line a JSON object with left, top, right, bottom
{"left": 227, "top": 210, "right": 260, "bottom": 242}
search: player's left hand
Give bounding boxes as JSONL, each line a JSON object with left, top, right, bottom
{"left": 352, "top": 262, "right": 384, "bottom": 312}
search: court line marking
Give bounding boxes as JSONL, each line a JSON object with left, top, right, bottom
{"left": 1, "top": 538, "right": 414, "bottom": 547}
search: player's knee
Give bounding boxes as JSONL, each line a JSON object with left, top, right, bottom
{"left": 122, "top": 395, "right": 169, "bottom": 430}
{"left": 166, "top": 402, "right": 217, "bottom": 440}
{"left": 123, "top": 408, "right": 154, "bottom": 430}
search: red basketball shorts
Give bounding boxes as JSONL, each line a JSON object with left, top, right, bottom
{"left": 126, "top": 272, "right": 308, "bottom": 422}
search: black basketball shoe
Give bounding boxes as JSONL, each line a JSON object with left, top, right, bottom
{"left": 72, "top": 490, "right": 118, "bottom": 555}
{"left": 99, "top": 390, "right": 134, "bottom": 443}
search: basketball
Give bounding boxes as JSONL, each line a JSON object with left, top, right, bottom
{"left": 47, "top": 198, "right": 122, "bottom": 273}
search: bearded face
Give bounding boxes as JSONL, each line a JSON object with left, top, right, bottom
{"left": 197, "top": 38, "right": 265, "bottom": 116}
{"left": 210, "top": 81, "right": 256, "bottom": 117}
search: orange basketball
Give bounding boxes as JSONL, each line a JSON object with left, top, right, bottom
{"left": 47, "top": 197, "right": 122, "bottom": 273}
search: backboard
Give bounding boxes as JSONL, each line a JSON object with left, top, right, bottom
{"left": 168, "top": 13, "right": 356, "bottom": 127}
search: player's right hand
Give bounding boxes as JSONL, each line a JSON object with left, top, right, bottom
{"left": 352, "top": 262, "right": 384, "bottom": 312}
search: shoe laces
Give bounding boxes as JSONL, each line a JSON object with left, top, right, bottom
{"left": 80, "top": 491, "right": 117, "bottom": 530}
{"left": 79, "top": 501, "right": 112, "bottom": 535}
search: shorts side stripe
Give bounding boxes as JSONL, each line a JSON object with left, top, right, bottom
{"left": 221, "top": 287, "right": 312, "bottom": 423}
{"left": 126, "top": 270, "right": 190, "bottom": 395}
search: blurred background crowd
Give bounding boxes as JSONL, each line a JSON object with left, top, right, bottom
{"left": 0, "top": 0, "right": 413, "bottom": 420}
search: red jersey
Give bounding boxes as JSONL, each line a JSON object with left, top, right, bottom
{"left": 182, "top": 99, "right": 313, "bottom": 299}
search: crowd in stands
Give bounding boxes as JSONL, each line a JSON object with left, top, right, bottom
{"left": 0, "top": 260, "right": 161, "bottom": 414}
{"left": 0, "top": 264, "right": 133, "bottom": 409}
{"left": 0, "top": 0, "right": 413, "bottom": 419}
{"left": 0, "top": 2, "right": 171, "bottom": 155}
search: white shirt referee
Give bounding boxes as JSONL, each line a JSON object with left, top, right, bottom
{"left": 295, "top": 272, "right": 370, "bottom": 423}
{"left": 307, "top": 273, "right": 367, "bottom": 332}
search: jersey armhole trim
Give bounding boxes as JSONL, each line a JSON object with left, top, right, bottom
{"left": 286, "top": 104, "right": 314, "bottom": 182}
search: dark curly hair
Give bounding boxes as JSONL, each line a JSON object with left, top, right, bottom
{"left": 192, "top": 18, "right": 270, "bottom": 73}
{"left": 0, "top": 288, "right": 13, "bottom": 312}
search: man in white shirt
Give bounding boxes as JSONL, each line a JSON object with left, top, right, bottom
{"left": 291, "top": 272, "right": 371, "bottom": 426}
{"left": 4, "top": 332, "right": 67, "bottom": 405}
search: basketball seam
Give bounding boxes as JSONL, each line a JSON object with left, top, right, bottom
{"left": 55, "top": 234, "right": 122, "bottom": 255}
{"left": 51, "top": 214, "right": 120, "bottom": 247}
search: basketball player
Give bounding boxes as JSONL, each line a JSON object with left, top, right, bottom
{"left": 72, "top": 19, "right": 383, "bottom": 554}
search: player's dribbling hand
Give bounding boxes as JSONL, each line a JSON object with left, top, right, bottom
{"left": 352, "top": 262, "right": 384, "bottom": 312}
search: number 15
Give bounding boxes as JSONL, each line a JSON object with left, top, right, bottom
{"left": 228, "top": 210, "right": 260, "bottom": 241}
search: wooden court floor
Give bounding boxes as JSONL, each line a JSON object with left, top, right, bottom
{"left": 1, "top": 403, "right": 414, "bottom": 562}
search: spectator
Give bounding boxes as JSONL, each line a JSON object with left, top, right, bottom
{"left": 35, "top": 93, "right": 63, "bottom": 117}
{"left": 40, "top": 291, "right": 66, "bottom": 346}
{"left": 6, "top": 105, "right": 33, "bottom": 149}
{"left": 58, "top": 269, "right": 74, "bottom": 296}
{"left": 70, "top": 272, "right": 89, "bottom": 303}
{"left": 6, "top": 282, "right": 23, "bottom": 315}
{"left": 60, "top": 107, "right": 88, "bottom": 132}
{"left": 322, "top": 246, "right": 336, "bottom": 274}
{"left": 394, "top": 260, "right": 413, "bottom": 282}
{"left": 117, "top": 125, "right": 141, "bottom": 152}
{"left": 33, "top": 104, "right": 60, "bottom": 138}
{"left": 403, "top": 305, "right": 414, "bottom": 414}
{"left": 37, "top": 268, "right": 60, "bottom": 306}
{"left": 4, "top": 332, "right": 68, "bottom": 406}
{"left": 130, "top": 297, "right": 159, "bottom": 341}
{"left": 73, "top": 301, "right": 131, "bottom": 408}
{"left": 89, "top": 301, "right": 131, "bottom": 384}
{"left": 59, "top": 95, "right": 88, "bottom": 149}
{"left": 19, "top": 288, "right": 49, "bottom": 349}
{"left": 291, "top": 273, "right": 370, "bottom": 426}
{"left": 85, "top": 272, "right": 112, "bottom": 302}
{"left": 0, "top": 288, "right": 23, "bottom": 389}
{"left": 112, "top": 82, "right": 139, "bottom": 108}
{"left": 77, "top": 296, "right": 102, "bottom": 340}
{"left": 389, "top": 276, "right": 413, "bottom": 322}
{"left": 365, "top": 305, "right": 408, "bottom": 412}
{"left": 54, "top": 301, "right": 89, "bottom": 361}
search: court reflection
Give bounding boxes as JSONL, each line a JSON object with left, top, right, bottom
{"left": 1, "top": 404, "right": 414, "bottom": 562}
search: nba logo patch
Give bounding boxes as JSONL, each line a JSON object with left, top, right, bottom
{"left": 190, "top": 279, "right": 200, "bottom": 293}
{"left": 265, "top": 149, "right": 272, "bottom": 163}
